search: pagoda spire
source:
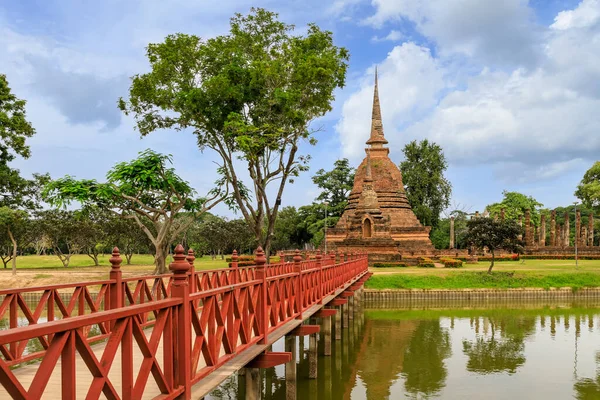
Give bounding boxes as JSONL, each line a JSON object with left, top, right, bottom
{"left": 366, "top": 67, "right": 388, "bottom": 147}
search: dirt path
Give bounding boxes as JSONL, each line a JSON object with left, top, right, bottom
{"left": 0, "top": 268, "right": 156, "bottom": 291}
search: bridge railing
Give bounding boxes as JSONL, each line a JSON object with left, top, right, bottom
{"left": 0, "top": 245, "right": 368, "bottom": 399}
{"left": 0, "top": 248, "right": 367, "bottom": 366}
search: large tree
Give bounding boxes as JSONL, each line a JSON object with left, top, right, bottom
{"left": 0, "top": 73, "right": 35, "bottom": 195}
{"left": 400, "top": 139, "right": 451, "bottom": 229}
{"left": 118, "top": 8, "right": 349, "bottom": 257}
{"left": 465, "top": 217, "right": 524, "bottom": 273}
{"left": 486, "top": 191, "right": 543, "bottom": 226}
{"left": 312, "top": 158, "right": 355, "bottom": 218}
{"left": 0, "top": 74, "right": 45, "bottom": 274}
{"left": 43, "top": 150, "right": 225, "bottom": 274}
{"left": 576, "top": 161, "right": 600, "bottom": 212}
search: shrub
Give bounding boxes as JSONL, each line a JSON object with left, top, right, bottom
{"left": 443, "top": 259, "right": 463, "bottom": 268}
{"left": 227, "top": 261, "right": 255, "bottom": 268}
{"left": 372, "top": 262, "right": 408, "bottom": 268}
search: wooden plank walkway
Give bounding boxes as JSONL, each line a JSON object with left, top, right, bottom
{"left": 1, "top": 273, "right": 365, "bottom": 400}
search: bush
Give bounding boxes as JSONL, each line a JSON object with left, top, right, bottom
{"left": 443, "top": 259, "right": 463, "bottom": 268}
{"left": 227, "top": 261, "right": 254, "bottom": 268}
{"left": 455, "top": 254, "right": 520, "bottom": 262}
{"left": 372, "top": 262, "right": 408, "bottom": 268}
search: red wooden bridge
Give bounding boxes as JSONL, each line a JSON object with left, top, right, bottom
{"left": 0, "top": 245, "right": 370, "bottom": 399}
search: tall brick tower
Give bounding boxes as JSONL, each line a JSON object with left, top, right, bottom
{"left": 327, "top": 69, "right": 434, "bottom": 262}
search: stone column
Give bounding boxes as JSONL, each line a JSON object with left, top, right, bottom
{"left": 245, "top": 368, "right": 261, "bottom": 400}
{"left": 558, "top": 224, "right": 564, "bottom": 247}
{"left": 550, "top": 210, "right": 556, "bottom": 246}
{"left": 540, "top": 214, "right": 546, "bottom": 246}
{"left": 564, "top": 211, "right": 570, "bottom": 247}
{"left": 576, "top": 209, "right": 582, "bottom": 248}
{"left": 334, "top": 305, "right": 342, "bottom": 340}
{"left": 589, "top": 214, "right": 595, "bottom": 247}
{"left": 525, "top": 209, "right": 533, "bottom": 247}
{"left": 449, "top": 216, "right": 455, "bottom": 249}
{"left": 308, "top": 331, "right": 317, "bottom": 379}
{"left": 582, "top": 227, "right": 588, "bottom": 248}
{"left": 285, "top": 335, "right": 297, "bottom": 400}
{"left": 323, "top": 311, "right": 332, "bottom": 356}
{"left": 500, "top": 208, "right": 505, "bottom": 221}
{"left": 518, "top": 215, "right": 523, "bottom": 240}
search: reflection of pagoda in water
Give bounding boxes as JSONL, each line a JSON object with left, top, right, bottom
{"left": 326, "top": 70, "right": 434, "bottom": 263}
{"left": 353, "top": 319, "right": 418, "bottom": 399}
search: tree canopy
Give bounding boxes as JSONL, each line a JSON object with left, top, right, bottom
{"left": 43, "top": 149, "right": 225, "bottom": 273}
{"left": 118, "top": 8, "right": 349, "bottom": 256}
{"left": 486, "top": 191, "right": 543, "bottom": 226}
{"left": 465, "top": 217, "right": 523, "bottom": 273}
{"left": 400, "top": 139, "right": 451, "bottom": 228}
{"left": 576, "top": 161, "right": 600, "bottom": 213}
{"left": 312, "top": 158, "right": 355, "bottom": 218}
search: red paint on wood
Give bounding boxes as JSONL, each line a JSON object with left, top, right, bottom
{"left": 246, "top": 352, "right": 292, "bottom": 368}
{"left": 289, "top": 325, "right": 321, "bottom": 336}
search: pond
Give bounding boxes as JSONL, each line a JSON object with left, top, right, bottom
{"left": 207, "top": 300, "right": 600, "bottom": 399}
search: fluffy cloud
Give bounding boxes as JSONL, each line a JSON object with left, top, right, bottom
{"left": 336, "top": 42, "right": 445, "bottom": 160}
{"left": 364, "top": 0, "right": 540, "bottom": 67}
{"left": 337, "top": 0, "right": 600, "bottom": 181}
{"left": 551, "top": 0, "right": 600, "bottom": 30}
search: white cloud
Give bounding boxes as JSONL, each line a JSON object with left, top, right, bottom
{"left": 337, "top": 0, "right": 600, "bottom": 182}
{"left": 336, "top": 42, "right": 445, "bottom": 160}
{"left": 371, "top": 30, "right": 403, "bottom": 42}
{"left": 552, "top": 0, "right": 600, "bottom": 30}
{"left": 363, "top": 0, "right": 540, "bottom": 67}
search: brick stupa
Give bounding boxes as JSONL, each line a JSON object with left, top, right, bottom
{"left": 327, "top": 70, "right": 434, "bottom": 262}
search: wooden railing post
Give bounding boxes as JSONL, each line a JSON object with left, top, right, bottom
{"left": 316, "top": 250, "right": 323, "bottom": 304}
{"left": 108, "top": 247, "right": 122, "bottom": 331}
{"left": 231, "top": 250, "right": 239, "bottom": 284}
{"left": 186, "top": 249, "right": 196, "bottom": 294}
{"left": 255, "top": 246, "right": 268, "bottom": 344}
{"left": 170, "top": 244, "right": 191, "bottom": 399}
{"left": 294, "top": 249, "right": 303, "bottom": 320}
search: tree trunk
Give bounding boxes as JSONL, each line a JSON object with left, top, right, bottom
{"left": 488, "top": 250, "right": 495, "bottom": 274}
{"left": 86, "top": 250, "right": 100, "bottom": 266}
{"left": 126, "top": 253, "right": 133, "bottom": 265}
{"left": 8, "top": 227, "right": 17, "bottom": 276}
{"left": 153, "top": 243, "right": 169, "bottom": 275}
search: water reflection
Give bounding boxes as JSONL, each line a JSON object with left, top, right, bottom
{"left": 205, "top": 302, "right": 600, "bottom": 399}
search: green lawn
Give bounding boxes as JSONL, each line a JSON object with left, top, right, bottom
{"left": 366, "top": 271, "right": 600, "bottom": 290}
{"left": 3, "top": 254, "right": 231, "bottom": 271}
{"left": 371, "top": 259, "right": 600, "bottom": 274}
{"left": 367, "top": 259, "right": 600, "bottom": 290}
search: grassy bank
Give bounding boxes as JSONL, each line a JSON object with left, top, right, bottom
{"left": 365, "top": 271, "right": 600, "bottom": 290}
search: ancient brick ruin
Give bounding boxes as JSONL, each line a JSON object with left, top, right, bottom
{"left": 326, "top": 70, "right": 434, "bottom": 263}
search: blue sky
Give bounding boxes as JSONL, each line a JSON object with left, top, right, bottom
{"left": 2, "top": 0, "right": 599, "bottom": 217}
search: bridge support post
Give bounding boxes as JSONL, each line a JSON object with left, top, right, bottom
{"left": 335, "top": 307, "right": 342, "bottom": 340}
{"left": 348, "top": 294, "right": 354, "bottom": 320}
{"left": 342, "top": 302, "right": 348, "bottom": 328}
{"left": 245, "top": 368, "right": 261, "bottom": 400}
{"left": 285, "top": 335, "right": 297, "bottom": 400}
{"left": 309, "top": 331, "right": 317, "bottom": 379}
{"left": 323, "top": 313, "right": 332, "bottom": 356}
